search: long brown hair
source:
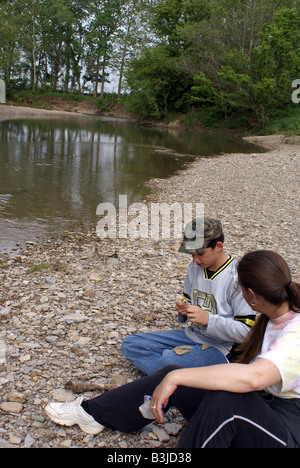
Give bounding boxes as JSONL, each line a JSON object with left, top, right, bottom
{"left": 236, "top": 250, "right": 300, "bottom": 364}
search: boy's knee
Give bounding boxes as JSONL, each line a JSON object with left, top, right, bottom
{"left": 121, "top": 334, "right": 139, "bottom": 356}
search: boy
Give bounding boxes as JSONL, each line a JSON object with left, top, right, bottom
{"left": 121, "top": 217, "right": 256, "bottom": 374}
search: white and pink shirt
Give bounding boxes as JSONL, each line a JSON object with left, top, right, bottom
{"left": 258, "top": 311, "right": 300, "bottom": 399}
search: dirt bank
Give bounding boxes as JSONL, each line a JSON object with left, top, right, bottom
{"left": 0, "top": 101, "right": 135, "bottom": 121}
{"left": 0, "top": 104, "right": 95, "bottom": 122}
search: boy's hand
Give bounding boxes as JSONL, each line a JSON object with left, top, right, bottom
{"left": 186, "top": 305, "right": 209, "bottom": 326}
{"left": 176, "top": 300, "right": 188, "bottom": 316}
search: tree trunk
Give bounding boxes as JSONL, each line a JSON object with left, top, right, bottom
{"left": 100, "top": 43, "right": 108, "bottom": 98}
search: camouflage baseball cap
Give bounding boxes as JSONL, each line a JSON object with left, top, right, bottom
{"left": 178, "top": 217, "right": 223, "bottom": 254}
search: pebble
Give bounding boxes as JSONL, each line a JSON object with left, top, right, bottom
{"left": 24, "top": 435, "right": 36, "bottom": 448}
{"left": 51, "top": 389, "right": 75, "bottom": 402}
{"left": 7, "top": 392, "right": 27, "bottom": 403}
{"left": 0, "top": 136, "right": 299, "bottom": 448}
{"left": 152, "top": 427, "right": 171, "bottom": 442}
{"left": 9, "top": 434, "right": 22, "bottom": 445}
{"left": 0, "top": 402, "right": 23, "bottom": 413}
{"left": 164, "top": 422, "right": 183, "bottom": 435}
{"left": 60, "top": 439, "right": 72, "bottom": 448}
{"left": 61, "top": 313, "right": 88, "bottom": 323}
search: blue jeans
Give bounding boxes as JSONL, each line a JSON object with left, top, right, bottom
{"left": 121, "top": 329, "right": 228, "bottom": 375}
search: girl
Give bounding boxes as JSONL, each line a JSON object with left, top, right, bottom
{"left": 45, "top": 250, "right": 300, "bottom": 448}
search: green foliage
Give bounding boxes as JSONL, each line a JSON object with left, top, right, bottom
{"left": 1, "top": 0, "right": 299, "bottom": 131}
{"left": 151, "top": 0, "right": 184, "bottom": 42}
{"left": 26, "top": 262, "right": 51, "bottom": 274}
{"left": 95, "top": 93, "right": 119, "bottom": 112}
{"left": 262, "top": 105, "right": 300, "bottom": 135}
{"left": 126, "top": 45, "right": 192, "bottom": 119}
{"left": 124, "top": 2, "right": 300, "bottom": 129}
{"left": 189, "top": 6, "right": 300, "bottom": 129}
{"left": 0, "top": 0, "right": 152, "bottom": 95}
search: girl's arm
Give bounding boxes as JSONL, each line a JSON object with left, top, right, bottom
{"left": 151, "top": 358, "right": 281, "bottom": 423}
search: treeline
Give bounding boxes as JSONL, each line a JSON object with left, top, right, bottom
{"left": 125, "top": 0, "right": 300, "bottom": 128}
{"left": 0, "top": 0, "right": 154, "bottom": 97}
{"left": 1, "top": 0, "right": 299, "bottom": 128}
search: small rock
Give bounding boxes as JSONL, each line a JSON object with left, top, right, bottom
{"left": 0, "top": 307, "right": 11, "bottom": 319}
{"left": 0, "top": 439, "right": 15, "bottom": 448}
{"left": 148, "top": 440, "right": 162, "bottom": 448}
{"left": 152, "top": 427, "right": 170, "bottom": 442}
{"left": 9, "top": 433, "right": 22, "bottom": 445}
{"left": 108, "top": 331, "right": 119, "bottom": 339}
{"left": 0, "top": 402, "right": 23, "bottom": 413}
{"left": 60, "top": 439, "right": 72, "bottom": 448}
{"left": 19, "top": 354, "right": 31, "bottom": 362}
{"left": 32, "top": 414, "right": 45, "bottom": 422}
{"left": 89, "top": 273, "right": 101, "bottom": 282}
{"left": 0, "top": 378, "right": 9, "bottom": 387}
{"left": 164, "top": 422, "right": 183, "bottom": 435}
{"left": 111, "top": 374, "right": 128, "bottom": 387}
{"left": 24, "top": 434, "right": 35, "bottom": 448}
{"left": 61, "top": 313, "right": 88, "bottom": 323}
{"left": 43, "top": 276, "right": 57, "bottom": 285}
{"left": 40, "top": 295, "right": 49, "bottom": 304}
{"left": 57, "top": 292, "right": 66, "bottom": 299}
{"left": 31, "top": 421, "right": 46, "bottom": 429}
{"left": 51, "top": 388, "right": 75, "bottom": 402}
{"left": 7, "top": 392, "right": 27, "bottom": 403}
{"left": 45, "top": 335, "right": 59, "bottom": 343}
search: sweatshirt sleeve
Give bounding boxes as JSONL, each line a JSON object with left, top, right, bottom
{"left": 178, "top": 264, "right": 192, "bottom": 324}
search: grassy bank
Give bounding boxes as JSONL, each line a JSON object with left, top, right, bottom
{"left": 262, "top": 106, "right": 300, "bottom": 135}
{"left": 6, "top": 89, "right": 95, "bottom": 110}
{"left": 178, "top": 104, "right": 300, "bottom": 136}
{"left": 5, "top": 89, "right": 300, "bottom": 136}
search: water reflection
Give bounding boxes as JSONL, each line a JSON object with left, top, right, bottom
{"left": 0, "top": 117, "right": 263, "bottom": 255}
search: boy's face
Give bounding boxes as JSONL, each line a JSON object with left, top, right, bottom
{"left": 192, "top": 242, "right": 224, "bottom": 271}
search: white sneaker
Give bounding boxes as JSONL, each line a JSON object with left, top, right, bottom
{"left": 44, "top": 396, "right": 104, "bottom": 435}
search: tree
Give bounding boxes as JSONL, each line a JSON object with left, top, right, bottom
{"left": 113, "top": 0, "right": 154, "bottom": 97}
{"left": 84, "top": 0, "right": 122, "bottom": 97}
{"left": 61, "top": 0, "right": 89, "bottom": 92}
{"left": 151, "top": 0, "right": 183, "bottom": 42}
{"left": 0, "top": 1, "right": 23, "bottom": 86}
{"left": 126, "top": 45, "right": 192, "bottom": 118}
{"left": 190, "top": 7, "right": 300, "bottom": 128}
{"left": 251, "top": 8, "right": 300, "bottom": 126}
{"left": 36, "top": 0, "right": 77, "bottom": 90}
{"left": 191, "top": 73, "right": 218, "bottom": 107}
{"left": 0, "top": 0, "right": 298, "bottom": 128}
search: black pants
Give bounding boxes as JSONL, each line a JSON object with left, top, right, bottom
{"left": 82, "top": 365, "right": 289, "bottom": 448}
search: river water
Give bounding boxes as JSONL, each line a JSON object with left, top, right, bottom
{"left": 0, "top": 116, "right": 263, "bottom": 256}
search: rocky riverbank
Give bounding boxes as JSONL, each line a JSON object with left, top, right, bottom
{"left": 0, "top": 107, "right": 299, "bottom": 448}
